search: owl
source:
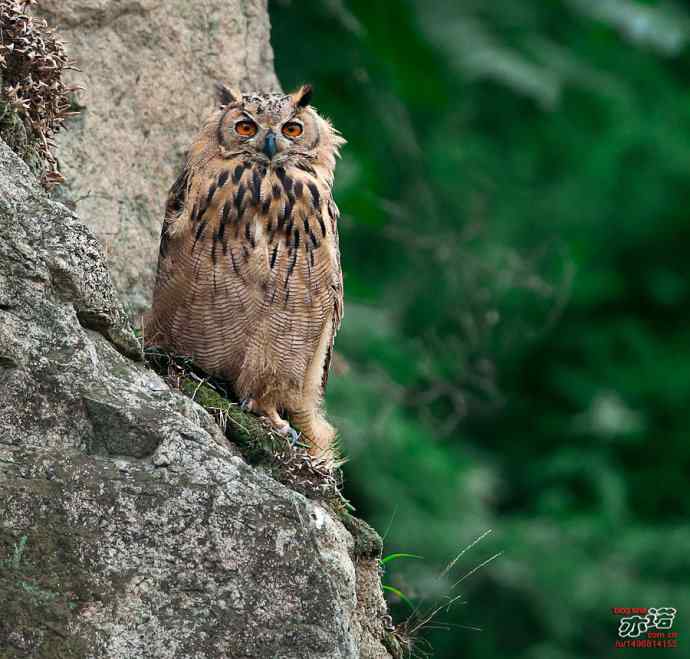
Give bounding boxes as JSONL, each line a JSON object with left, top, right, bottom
{"left": 145, "top": 83, "right": 345, "bottom": 468}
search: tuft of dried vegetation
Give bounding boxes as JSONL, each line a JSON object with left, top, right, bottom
{"left": 0, "top": 0, "right": 78, "bottom": 187}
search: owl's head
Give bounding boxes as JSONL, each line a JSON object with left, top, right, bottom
{"left": 210, "top": 83, "right": 344, "bottom": 170}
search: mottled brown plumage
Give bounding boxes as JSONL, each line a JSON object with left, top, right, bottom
{"left": 146, "top": 84, "right": 345, "bottom": 466}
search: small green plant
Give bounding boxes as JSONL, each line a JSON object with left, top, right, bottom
{"left": 0, "top": 534, "right": 28, "bottom": 569}
{"left": 381, "top": 552, "right": 423, "bottom": 611}
{"left": 381, "top": 531, "right": 502, "bottom": 658}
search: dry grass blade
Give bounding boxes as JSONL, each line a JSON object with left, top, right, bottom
{"left": 440, "top": 528, "right": 493, "bottom": 579}
{"left": 391, "top": 530, "right": 501, "bottom": 656}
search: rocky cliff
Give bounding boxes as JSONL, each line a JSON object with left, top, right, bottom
{"left": 0, "top": 137, "right": 393, "bottom": 658}
{"left": 0, "top": 1, "right": 396, "bottom": 657}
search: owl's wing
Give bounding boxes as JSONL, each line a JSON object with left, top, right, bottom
{"left": 321, "top": 197, "right": 344, "bottom": 391}
{"left": 157, "top": 159, "right": 190, "bottom": 272}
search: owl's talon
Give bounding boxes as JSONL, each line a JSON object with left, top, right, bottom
{"left": 287, "top": 427, "right": 301, "bottom": 447}
{"left": 272, "top": 421, "right": 301, "bottom": 446}
{"left": 240, "top": 398, "right": 255, "bottom": 413}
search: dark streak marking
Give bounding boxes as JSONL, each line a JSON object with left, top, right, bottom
{"left": 303, "top": 216, "right": 310, "bottom": 232}
{"left": 278, "top": 195, "right": 294, "bottom": 230}
{"left": 318, "top": 214, "right": 327, "bottom": 237}
{"left": 251, "top": 169, "right": 262, "bottom": 204}
{"left": 211, "top": 238, "right": 218, "bottom": 266}
{"left": 229, "top": 248, "right": 240, "bottom": 275}
{"left": 166, "top": 165, "right": 189, "bottom": 216}
{"left": 310, "top": 250, "right": 315, "bottom": 267}
{"left": 284, "top": 287, "right": 290, "bottom": 308}
{"left": 272, "top": 183, "right": 281, "bottom": 199}
{"left": 221, "top": 200, "right": 232, "bottom": 225}
{"left": 218, "top": 170, "right": 230, "bottom": 188}
{"left": 191, "top": 201, "right": 202, "bottom": 222}
{"left": 192, "top": 220, "right": 207, "bottom": 251}
{"left": 294, "top": 180, "right": 304, "bottom": 198}
{"left": 234, "top": 185, "right": 246, "bottom": 212}
{"left": 196, "top": 198, "right": 209, "bottom": 222}
{"left": 217, "top": 222, "right": 226, "bottom": 242}
{"left": 293, "top": 229, "right": 300, "bottom": 250}
{"left": 309, "top": 231, "right": 319, "bottom": 248}
{"left": 297, "top": 162, "right": 317, "bottom": 176}
{"left": 270, "top": 244, "right": 279, "bottom": 268}
{"left": 276, "top": 167, "right": 293, "bottom": 194}
{"left": 245, "top": 223, "right": 256, "bottom": 248}
{"left": 233, "top": 163, "right": 245, "bottom": 184}
{"left": 242, "top": 245, "right": 250, "bottom": 261}
{"left": 308, "top": 182, "right": 320, "bottom": 209}
{"left": 261, "top": 198, "right": 271, "bottom": 215}
{"left": 284, "top": 249, "right": 298, "bottom": 285}
{"left": 206, "top": 183, "right": 217, "bottom": 207}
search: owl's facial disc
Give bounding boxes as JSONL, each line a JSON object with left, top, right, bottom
{"left": 215, "top": 86, "right": 318, "bottom": 162}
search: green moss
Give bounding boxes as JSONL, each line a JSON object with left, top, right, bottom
{"left": 178, "top": 375, "right": 284, "bottom": 464}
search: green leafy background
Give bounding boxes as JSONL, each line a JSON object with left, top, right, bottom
{"left": 271, "top": 1, "right": 690, "bottom": 657}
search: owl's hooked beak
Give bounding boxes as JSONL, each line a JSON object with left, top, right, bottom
{"left": 262, "top": 131, "right": 277, "bottom": 159}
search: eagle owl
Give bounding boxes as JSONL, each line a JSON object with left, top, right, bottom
{"left": 146, "top": 84, "right": 345, "bottom": 467}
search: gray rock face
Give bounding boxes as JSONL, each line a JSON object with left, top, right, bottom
{"left": 36, "top": 0, "right": 281, "bottom": 312}
{"left": 0, "top": 139, "right": 392, "bottom": 658}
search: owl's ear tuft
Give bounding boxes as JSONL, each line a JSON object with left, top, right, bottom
{"left": 291, "top": 84, "right": 313, "bottom": 108}
{"left": 215, "top": 82, "right": 241, "bottom": 107}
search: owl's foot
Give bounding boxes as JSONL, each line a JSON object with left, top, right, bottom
{"left": 272, "top": 423, "right": 301, "bottom": 446}
{"left": 265, "top": 410, "right": 302, "bottom": 446}
{"left": 241, "top": 399, "right": 300, "bottom": 445}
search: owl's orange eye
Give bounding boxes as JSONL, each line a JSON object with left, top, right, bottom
{"left": 282, "top": 122, "right": 303, "bottom": 138}
{"left": 235, "top": 120, "right": 257, "bottom": 137}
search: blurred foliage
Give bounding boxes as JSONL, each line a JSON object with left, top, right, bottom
{"left": 271, "top": 1, "right": 690, "bottom": 657}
